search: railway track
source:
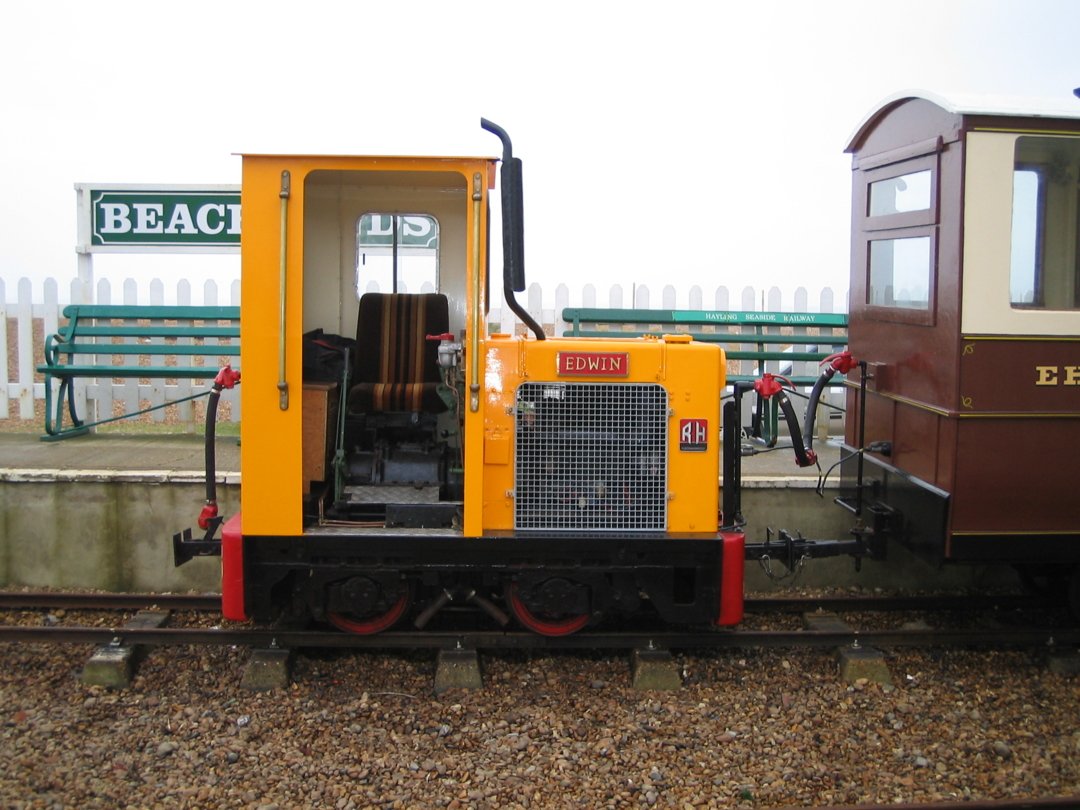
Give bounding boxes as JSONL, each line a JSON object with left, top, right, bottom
{"left": 1, "top": 592, "right": 1076, "bottom": 808}
{"left": 0, "top": 589, "right": 1054, "bottom": 614}
{"left": 2, "top": 625, "right": 1079, "bottom": 651}
{"left": 0, "top": 591, "right": 221, "bottom": 612}
{"left": 0, "top": 590, "right": 1076, "bottom": 651}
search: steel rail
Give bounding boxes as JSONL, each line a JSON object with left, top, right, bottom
{"left": 0, "top": 592, "right": 221, "bottom": 611}
{"left": 745, "top": 593, "right": 1049, "bottom": 613}
{"left": 1, "top": 625, "right": 1078, "bottom": 650}
{"left": 0, "top": 591, "right": 1049, "bottom": 615}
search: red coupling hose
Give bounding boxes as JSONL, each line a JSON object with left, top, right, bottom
{"left": 753, "top": 373, "right": 817, "bottom": 468}
{"left": 197, "top": 500, "right": 219, "bottom": 530}
{"left": 823, "top": 350, "right": 857, "bottom": 375}
{"left": 214, "top": 365, "right": 241, "bottom": 390}
{"left": 753, "top": 372, "right": 795, "bottom": 399}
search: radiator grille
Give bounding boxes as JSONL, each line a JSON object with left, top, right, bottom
{"left": 514, "top": 382, "right": 668, "bottom": 531}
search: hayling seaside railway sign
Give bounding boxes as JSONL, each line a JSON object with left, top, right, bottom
{"left": 672, "top": 310, "right": 847, "bottom": 326}
{"left": 76, "top": 184, "right": 241, "bottom": 253}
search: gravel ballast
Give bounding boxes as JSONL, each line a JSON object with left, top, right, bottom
{"left": 1, "top": 639, "right": 1078, "bottom": 809}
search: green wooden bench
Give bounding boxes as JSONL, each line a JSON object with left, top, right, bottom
{"left": 37, "top": 304, "right": 241, "bottom": 440}
{"left": 561, "top": 307, "right": 849, "bottom": 444}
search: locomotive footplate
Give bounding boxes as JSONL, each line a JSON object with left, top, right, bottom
{"left": 241, "top": 533, "right": 734, "bottom": 630}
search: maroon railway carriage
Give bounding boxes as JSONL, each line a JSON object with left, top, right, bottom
{"left": 839, "top": 91, "right": 1080, "bottom": 600}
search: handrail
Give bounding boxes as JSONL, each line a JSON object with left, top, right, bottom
{"left": 277, "top": 170, "right": 291, "bottom": 411}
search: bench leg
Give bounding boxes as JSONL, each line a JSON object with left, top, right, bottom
{"left": 64, "top": 377, "right": 85, "bottom": 430}
{"left": 40, "top": 375, "right": 89, "bottom": 441}
{"left": 42, "top": 373, "right": 60, "bottom": 436}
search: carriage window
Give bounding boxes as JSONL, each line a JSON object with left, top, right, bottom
{"left": 868, "top": 236, "right": 931, "bottom": 310}
{"left": 1010, "top": 169, "right": 1042, "bottom": 305}
{"left": 356, "top": 213, "right": 439, "bottom": 296}
{"left": 1010, "top": 137, "right": 1080, "bottom": 310}
{"left": 869, "top": 170, "right": 932, "bottom": 216}
{"left": 861, "top": 152, "right": 938, "bottom": 321}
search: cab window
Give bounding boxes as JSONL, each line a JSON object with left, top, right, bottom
{"left": 356, "top": 213, "right": 439, "bottom": 295}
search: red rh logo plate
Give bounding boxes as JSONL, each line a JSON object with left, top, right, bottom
{"left": 556, "top": 351, "right": 630, "bottom": 377}
{"left": 680, "top": 419, "right": 708, "bottom": 452}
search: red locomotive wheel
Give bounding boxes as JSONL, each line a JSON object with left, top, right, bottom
{"left": 506, "top": 581, "right": 590, "bottom": 637}
{"left": 326, "top": 588, "right": 412, "bottom": 635}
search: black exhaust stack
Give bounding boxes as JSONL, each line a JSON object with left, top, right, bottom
{"left": 481, "top": 118, "right": 545, "bottom": 341}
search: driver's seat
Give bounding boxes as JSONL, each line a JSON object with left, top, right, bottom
{"left": 347, "top": 292, "right": 449, "bottom": 414}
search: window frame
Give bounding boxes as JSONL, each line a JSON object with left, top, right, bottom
{"left": 863, "top": 153, "right": 939, "bottom": 232}
{"left": 1008, "top": 136, "right": 1080, "bottom": 312}
{"left": 1009, "top": 162, "right": 1048, "bottom": 308}
{"left": 861, "top": 226, "right": 938, "bottom": 325}
{"left": 355, "top": 212, "right": 440, "bottom": 296}
{"left": 859, "top": 152, "right": 940, "bottom": 326}
{"left": 960, "top": 130, "right": 1080, "bottom": 336}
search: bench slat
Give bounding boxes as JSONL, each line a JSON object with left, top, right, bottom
{"left": 62, "top": 304, "right": 240, "bottom": 320}
{"left": 48, "top": 343, "right": 240, "bottom": 356}
{"left": 727, "top": 375, "right": 844, "bottom": 385}
{"left": 39, "top": 365, "right": 223, "bottom": 379}
{"left": 726, "top": 351, "right": 840, "bottom": 362}
{"left": 65, "top": 325, "right": 240, "bottom": 339}
{"left": 568, "top": 329, "right": 845, "bottom": 346}
{"left": 563, "top": 307, "right": 848, "bottom": 328}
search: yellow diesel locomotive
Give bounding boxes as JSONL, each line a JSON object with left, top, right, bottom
{"left": 180, "top": 121, "right": 745, "bottom": 635}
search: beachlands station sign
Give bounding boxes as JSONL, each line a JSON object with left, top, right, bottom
{"left": 76, "top": 184, "right": 241, "bottom": 253}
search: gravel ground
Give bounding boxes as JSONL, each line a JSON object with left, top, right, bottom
{"left": 0, "top": 638, "right": 1078, "bottom": 809}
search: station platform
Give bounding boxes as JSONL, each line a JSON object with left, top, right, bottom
{"left": 0, "top": 432, "right": 240, "bottom": 483}
{"left": 4, "top": 429, "right": 1003, "bottom": 597}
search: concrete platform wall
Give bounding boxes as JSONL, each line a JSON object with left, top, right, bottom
{"left": 0, "top": 478, "right": 234, "bottom": 592}
{"left": 0, "top": 475, "right": 1016, "bottom": 595}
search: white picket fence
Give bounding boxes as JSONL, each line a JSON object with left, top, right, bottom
{"left": 1, "top": 274, "right": 848, "bottom": 427}
{"left": 1, "top": 275, "right": 242, "bottom": 426}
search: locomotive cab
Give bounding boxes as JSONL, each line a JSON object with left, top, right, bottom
{"left": 206, "top": 127, "right": 745, "bottom": 634}
{"left": 239, "top": 159, "right": 482, "bottom": 536}
{"left": 841, "top": 91, "right": 1080, "bottom": 594}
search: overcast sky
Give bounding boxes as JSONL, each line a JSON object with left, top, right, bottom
{"left": 3, "top": 0, "right": 1079, "bottom": 307}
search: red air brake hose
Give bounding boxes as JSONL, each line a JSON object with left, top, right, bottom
{"left": 198, "top": 365, "right": 241, "bottom": 530}
{"left": 802, "top": 351, "right": 857, "bottom": 456}
{"left": 753, "top": 373, "right": 817, "bottom": 468}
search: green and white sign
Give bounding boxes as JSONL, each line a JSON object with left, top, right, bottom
{"left": 77, "top": 184, "right": 241, "bottom": 254}
{"left": 671, "top": 310, "right": 848, "bottom": 326}
{"left": 359, "top": 214, "right": 439, "bottom": 249}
